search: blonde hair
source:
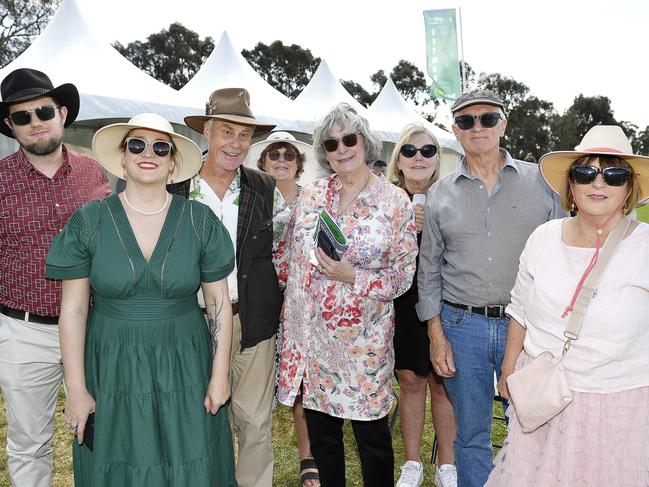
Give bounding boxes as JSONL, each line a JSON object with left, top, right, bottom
{"left": 386, "top": 122, "right": 440, "bottom": 190}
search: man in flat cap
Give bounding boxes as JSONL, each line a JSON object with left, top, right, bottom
{"left": 185, "top": 88, "right": 282, "bottom": 487}
{"left": 0, "top": 68, "right": 109, "bottom": 487}
{"left": 416, "top": 89, "right": 565, "bottom": 486}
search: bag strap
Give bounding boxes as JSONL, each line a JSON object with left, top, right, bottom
{"left": 562, "top": 217, "right": 636, "bottom": 353}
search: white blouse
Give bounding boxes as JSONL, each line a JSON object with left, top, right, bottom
{"left": 507, "top": 218, "right": 649, "bottom": 393}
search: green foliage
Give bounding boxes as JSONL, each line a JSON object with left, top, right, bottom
{"left": 550, "top": 94, "right": 617, "bottom": 151}
{"left": 636, "top": 126, "right": 649, "bottom": 155}
{"left": 114, "top": 22, "right": 214, "bottom": 90}
{"left": 0, "top": 0, "right": 58, "bottom": 68}
{"left": 340, "top": 80, "right": 375, "bottom": 107}
{"left": 479, "top": 72, "right": 554, "bottom": 160}
{"left": 241, "top": 41, "right": 320, "bottom": 99}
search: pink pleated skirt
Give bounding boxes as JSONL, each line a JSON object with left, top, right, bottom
{"left": 486, "top": 355, "right": 649, "bottom": 487}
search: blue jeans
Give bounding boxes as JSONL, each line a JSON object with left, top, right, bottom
{"left": 440, "top": 303, "right": 508, "bottom": 487}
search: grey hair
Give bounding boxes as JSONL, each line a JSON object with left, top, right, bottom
{"left": 313, "top": 103, "right": 382, "bottom": 170}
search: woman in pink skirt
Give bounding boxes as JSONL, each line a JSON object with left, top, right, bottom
{"left": 487, "top": 125, "right": 649, "bottom": 487}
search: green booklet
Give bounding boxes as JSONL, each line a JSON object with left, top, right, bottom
{"left": 315, "top": 209, "right": 347, "bottom": 261}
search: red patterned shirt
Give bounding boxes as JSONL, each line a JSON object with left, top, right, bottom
{"left": 0, "top": 146, "right": 110, "bottom": 317}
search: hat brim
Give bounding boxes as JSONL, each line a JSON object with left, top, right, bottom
{"left": 184, "top": 114, "right": 275, "bottom": 137}
{"left": 539, "top": 150, "right": 649, "bottom": 205}
{"left": 0, "top": 83, "right": 80, "bottom": 139}
{"left": 245, "top": 138, "right": 313, "bottom": 170}
{"left": 92, "top": 122, "right": 203, "bottom": 183}
{"left": 451, "top": 99, "right": 504, "bottom": 115}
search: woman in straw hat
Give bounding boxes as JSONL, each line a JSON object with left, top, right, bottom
{"left": 45, "top": 113, "right": 237, "bottom": 486}
{"left": 486, "top": 125, "right": 649, "bottom": 486}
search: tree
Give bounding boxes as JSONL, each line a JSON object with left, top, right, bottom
{"left": 368, "top": 61, "right": 428, "bottom": 107}
{"left": 241, "top": 41, "right": 320, "bottom": 99}
{"left": 114, "top": 23, "right": 214, "bottom": 90}
{"left": 479, "top": 72, "right": 555, "bottom": 159}
{"left": 0, "top": 0, "right": 58, "bottom": 68}
{"left": 340, "top": 80, "right": 375, "bottom": 107}
{"left": 636, "top": 126, "right": 649, "bottom": 155}
{"left": 550, "top": 95, "right": 617, "bottom": 151}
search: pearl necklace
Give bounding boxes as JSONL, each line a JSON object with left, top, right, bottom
{"left": 123, "top": 191, "right": 170, "bottom": 216}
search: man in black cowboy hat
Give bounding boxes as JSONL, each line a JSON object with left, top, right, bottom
{"left": 184, "top": 88, "right": 281, "bottom": 487}
{"left": 0, "top": 68, "right": 109, "bottom": 487}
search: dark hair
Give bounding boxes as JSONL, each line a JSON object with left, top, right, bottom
{"left": 256, "top": 141, "right": 305, "bottom": 180}
{"left": 561, "top": 155, "right": 639, "bottom": 215}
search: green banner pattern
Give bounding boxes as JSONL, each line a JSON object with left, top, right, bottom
{"left": 423, "top": 9, "right": 462, "bottom": 100}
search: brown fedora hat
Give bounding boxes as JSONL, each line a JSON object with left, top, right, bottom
{"left": 184, "top": 88, "right": 275, "bottom": 136}
{"left": 0, "top": 68, "right": 80, "bottom": 139}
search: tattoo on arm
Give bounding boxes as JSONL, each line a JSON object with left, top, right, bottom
{"left": 207, "top": 295, "right": 224, "bottom": 356}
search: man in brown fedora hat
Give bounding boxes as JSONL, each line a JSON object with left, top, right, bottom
{"left": 185, "top": 88, "right": 281, "bottom": 487}
{"left": 0, "top": 68, "right": 109, "bottom": 487}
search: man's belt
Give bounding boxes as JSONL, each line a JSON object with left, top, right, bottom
{"left": 1, "top": 305, "right": 59, "bottom": 325}
{"left": 442, "top": 300, "right": 506, "bottom": 319}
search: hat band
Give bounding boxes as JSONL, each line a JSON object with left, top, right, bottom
{"left": 5, "top": 87, "right": 52, "bottom": 103}
{"left": 206, "top": 110, "right": 255, "bottom": 119}
{"left": 582, "top": 147, "right": 625, "bottom": 154}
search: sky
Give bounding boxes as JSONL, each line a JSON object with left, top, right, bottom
{"left": 75, "top": 0, "right": 649, "bottom": 130}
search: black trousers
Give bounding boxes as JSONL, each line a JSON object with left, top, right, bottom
{"left": 304, "top": 409, "right": 394, "bottom": 487}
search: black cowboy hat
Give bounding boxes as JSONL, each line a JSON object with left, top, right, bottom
{"left": 0, "top": 68, "right": 80, "bottom": 138}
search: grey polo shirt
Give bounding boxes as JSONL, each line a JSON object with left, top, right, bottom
{"left": 416, "top": 149, "right": 567, "bottom": 321}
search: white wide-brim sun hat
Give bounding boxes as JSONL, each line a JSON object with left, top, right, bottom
{"left": 92, "top": 113, "right": 203, "bottom": 183}
{"left": 539, "top": 125, "right": 649, "bottom": 205}
{"left": 244, "top": 131, "right": 331, "bottom": 184}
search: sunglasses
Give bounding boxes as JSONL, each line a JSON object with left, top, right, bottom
{"left": 400, "top": 144, "right": 438, "bottom": 158}
{"left": 124, "top": 137, "right": 173, "bottom": 157}
{"left": 454, "top": 112, "right": 501, "bottom": 131}
{"left": 267, "top": 149, "right": 297, "bottom": 162}
{"left": 569, "top": 165, "right": 631, "bottom": 186}
{"left": 323, "top": 133, "right": 359, "bottom": 152}
{"left": 8, "top": 105, "right": 59, "bottom": 125}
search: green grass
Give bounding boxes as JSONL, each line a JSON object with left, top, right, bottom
{"left": 0, "top": 383, "right": 507, "bottom": 486}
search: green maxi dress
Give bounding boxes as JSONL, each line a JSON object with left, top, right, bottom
{"left": 46, "top": 194, "right": 237, "bottom": 487}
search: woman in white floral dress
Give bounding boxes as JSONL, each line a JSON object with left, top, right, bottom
{"left": 276, "top": 103, "right": 418, "bottom": 487}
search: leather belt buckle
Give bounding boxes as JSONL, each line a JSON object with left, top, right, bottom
{"left": 485, "top": 305, "right": 505, "bottom": 319}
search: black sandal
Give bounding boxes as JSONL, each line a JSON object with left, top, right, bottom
{"left": 300, "top": 457, "right": 320, "bottom": 486}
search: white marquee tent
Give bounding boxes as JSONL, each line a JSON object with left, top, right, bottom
{"left": 0, "top": 0, "right": 463, "bottom": 172}
{"left": 0, "top": 0, "right": 202, "bottom": 156}
{"left": 180, "top": 31, "right": 310, "bottom": 134}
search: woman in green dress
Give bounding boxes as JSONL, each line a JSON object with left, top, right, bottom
{"left": 45, "top": 113, "right": 237, "bottom": 486}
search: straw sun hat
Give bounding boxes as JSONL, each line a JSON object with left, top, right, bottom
{"left": 92, "top": 113, "right": 203, "bottom": 183}
{"left": 539, "top": 125, "right": 649, "bottom": 205}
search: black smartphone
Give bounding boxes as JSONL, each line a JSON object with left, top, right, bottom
{"left": 83, "top": 412, "right": 95, "bottom": 451}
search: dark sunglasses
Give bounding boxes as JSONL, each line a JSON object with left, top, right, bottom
{"left": 267, "top": 149, "right": 297, "bottom": 162}
{"left": 9, "top": 105, "right": 59, "bottom": 125}
{"left": 323, "top": 133, "right": 359, "bottom": 152}
{"left": 569, "top": 165, "right": 631, "bottom": 186}
{"left": 454, "top": 112, "right": 501, "bottom": 131}
{"left": 124, "top": 137, "right": 173, "bottom": 157}
{"left": 400, "top": 144, "right": 438, "bottom": 158}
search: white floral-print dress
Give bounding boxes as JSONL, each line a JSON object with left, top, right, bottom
{"left": 276, "top": 174, "right": 417, "bottom": 420}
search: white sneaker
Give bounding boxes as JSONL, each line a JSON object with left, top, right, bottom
{"left": 396, "top": 460, "right": 423, "bottom": 487}
{"left": 434, "top": 464, "right": 457, "bottom": 487}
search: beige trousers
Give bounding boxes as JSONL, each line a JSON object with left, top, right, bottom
{"left": 229, "top": 314, "right": 276, "bottom": 487}
{"left": 0, "top": 314, "right": 63, "bottom": 487}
